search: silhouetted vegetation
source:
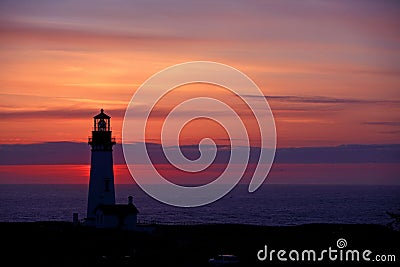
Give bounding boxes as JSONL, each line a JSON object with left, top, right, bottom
{"left": 387, "top": 209, "right": 400, "bottom": 231}
{"left": 1, "top": 222, "right": 399, "bottom": 266}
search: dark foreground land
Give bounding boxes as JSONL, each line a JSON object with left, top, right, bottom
{"left": 1, "top": 222, "right": 399, "bottom": 266}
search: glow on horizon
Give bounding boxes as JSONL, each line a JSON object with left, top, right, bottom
{"left": 0, "top": 163, "right": 399, "bottom": 185}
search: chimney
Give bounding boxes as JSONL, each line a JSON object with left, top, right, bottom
{"left": 73, "top": 213, "right": 79, "bottom": 226}
{"left": 128, "top": 196, "right": 133, "bottom": 205}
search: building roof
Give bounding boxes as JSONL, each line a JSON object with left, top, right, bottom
{"left": 96, "top": 204, "right": 139, "bottom": 216}
{"left": 93, "top": 109, "right": 111, "bottom": 119}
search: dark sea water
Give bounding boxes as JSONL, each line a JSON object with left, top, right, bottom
{"left": 0, "top": 184, "right": 399, "bottom": 226}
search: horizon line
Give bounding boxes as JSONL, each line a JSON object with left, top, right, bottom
{"left": 2, "top": 141, "right": 399, "bottom": 149}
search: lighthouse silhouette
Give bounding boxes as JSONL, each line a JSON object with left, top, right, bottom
{"left": 86, "top": 109, "right": 116, "bottom": 225}
{"left": 85, "top": 109, "right": 138, "bottom": 229}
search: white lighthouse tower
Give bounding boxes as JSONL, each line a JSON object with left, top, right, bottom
{"left": 86, "top": 109, "right": 116, "bottom": 225}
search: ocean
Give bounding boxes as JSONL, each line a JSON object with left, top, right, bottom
{"left": 0, "top": 184, "right": 399, "bottom": 226}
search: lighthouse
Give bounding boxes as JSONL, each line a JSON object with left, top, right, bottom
{"left": 85, "top": 109, "right": 138, "bottom": 230}
{"left": 86, "top": 109, "right": 116, "bottom": 225}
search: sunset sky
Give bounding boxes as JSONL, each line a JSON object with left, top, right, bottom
{"left": 0, "top": 1, "right": 399, "bottom": 184}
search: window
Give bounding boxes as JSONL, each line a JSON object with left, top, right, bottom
{"left": 104, "top": 179, "right": 110, "bottom": 192}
